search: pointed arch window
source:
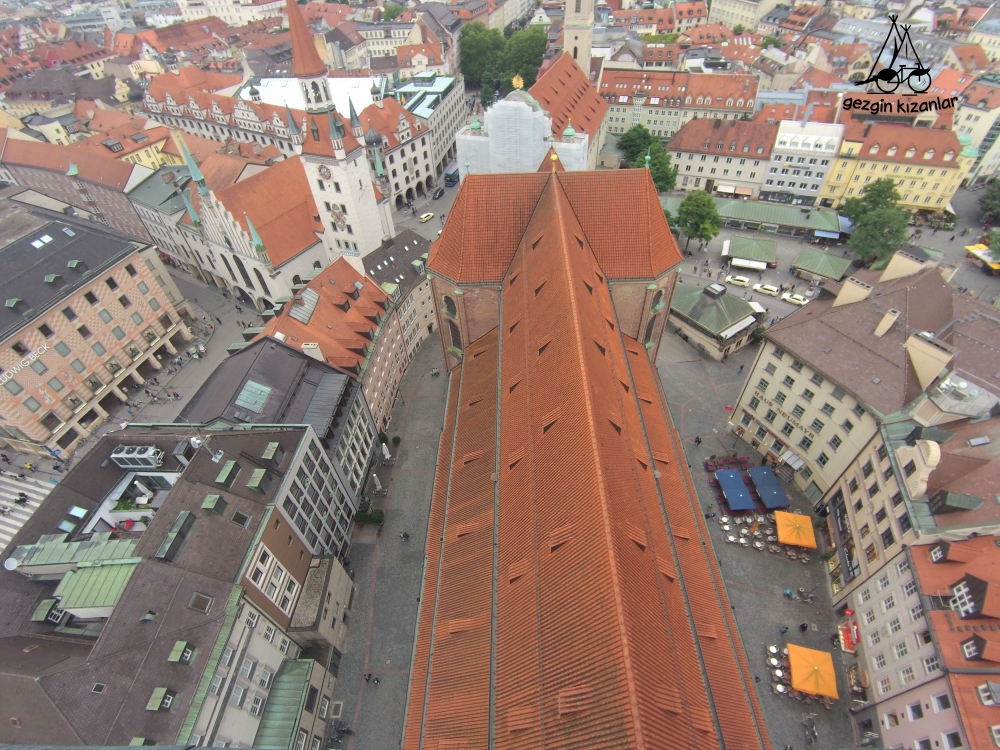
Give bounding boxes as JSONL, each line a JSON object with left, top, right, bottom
{"left": 643, "top": 316, "right": 657, "bottom": 344}
{"left": 448, "top": 320, "right": 462, "bottom": 350}
{"left": 443, "top": 296, "right": 457, "bottom": 318}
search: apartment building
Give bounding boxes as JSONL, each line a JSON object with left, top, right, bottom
{"left": 393, "top": 72, "right": 464, "bottom": 177}
{"left": 175, "top": 0, "right": 284, "bottom": 26}
{"left": 256, "top": 257, "right": 407, "bottom": 432}
{"left": 759, "top": 119, "right": 844, "bottom": 207}
{"left": 954, "top": 73, "right": 1000, "bottom": 184}
{"left": 181, "top": 336, "right": 379, "bottom": 553}
{"left": 0, "top": 196, "right": 188, "bottom": 456}
{"left": 362, "top": 229, "right": 436, "bottom": 360}
{"left": 356, "top": 21, "right": 421, "bottom": 57}
{"left": 850, "top": 539, "right": 1000, "bottom": 750}
{"left": 598, "top": 70, "right": 758, "bottom": 139}
{"left": 668, "top": 118, "right": 777, "bottom": 196}
{"left": 0, "top": 426, "right": 352, "bottom": 747}
{"left": 732, "top": 252, "right": 995, "bottom": 503}
{"left": 707, "top": 0, "right": 783, "bottom": 31}
{"left": 357, "top": 96, "right": 437, "bottom": 210}
{"left": 819, "top": 121, "right": 974, "bottom": 212}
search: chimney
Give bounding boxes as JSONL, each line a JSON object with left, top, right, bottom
{"left": 801, "top": 102, "right": 815, "bottom": 125}
{"left": 832, "top": 276, "right": 873, "bottom": 307}
{"left": 873, "top": 308, "right": 900, "bottom": 338}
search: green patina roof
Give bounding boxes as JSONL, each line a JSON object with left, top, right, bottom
{"left": 381, "top": 282, "right": 399, "bottom": 295}
{"left": 146, "top": 686, "right": 168, "bottom": 711}
{"left": 729, "top": 236, "right": 777, "bottom": 264}
{"left": 9, "top": 533, "right": 138, "bottom": 569}
{"left": 670, "top": 283, "right": 757, "bottom": 335}
{"left": 168, "top": 640, "right": 189, "bottom": 662}
{"left": 54, "top": 559, "right": 140, "bottom": 610}
{"left": 31, "top": 598, "right": 57, "bottom": 622}
{"left": 791, "top": 247, "right": 853, "bottom": 280}
{"left": 662, "top": 196, "right": 841, "bottom": 232}
{"left": 253, "top": 660, "right": 314, "bottom": 750}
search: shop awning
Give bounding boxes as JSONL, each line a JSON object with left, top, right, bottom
{"left": 748, "top": 301, "right": 767, "bottom": 314}
{"left": 716, "top": 184, "right": 736, "bottom": 194}
{"left": 945, "top": 202, "right": 956, "bottom": 215}
{"left": 731, "top": 258, "right": 767, "bottom": 271}
{"left": 734, "top": 187, "right": 753, "bottom": 196}
{"left": 814, "top": 230, "right": 840, "bottom": 239}
{"left": 718, "top": 315, "right": 757, "bottom": 340}
{"left": 774, "top": 510, "right": 817, "bottom": 548}
{"left": 788, "top": 644, "right": 840, "bottom": 699}
{"left": 838, "top": 215, "right": 854, "bottom": 235}
{"left": 779, "top": 448, "right": 805, "bottom": 471}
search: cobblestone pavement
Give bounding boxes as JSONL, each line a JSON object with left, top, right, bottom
{"left": 655, "top": 333, "right": 856, "bottom": 750}
{"left": 329, "top": 340, "right": 447, "bottom": 750}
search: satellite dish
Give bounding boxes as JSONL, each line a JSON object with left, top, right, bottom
{"left": 4, "top": 557, "right": 18, "bottom": 571}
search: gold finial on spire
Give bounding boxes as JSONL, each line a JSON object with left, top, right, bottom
{"left": 512, "top": 74, "right": 524, "bottom": 90}
{"left": 551, "top": 152, "right": 559, "bottom": 173}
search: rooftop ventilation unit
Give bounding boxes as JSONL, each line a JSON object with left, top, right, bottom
{"left": 110, "top": 445, "right": 164, "bottom": 469}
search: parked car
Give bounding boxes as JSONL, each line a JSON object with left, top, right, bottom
{"left": 419, "top": 212, "right": 435, "bottom": 223}
{"left": 781, "top": 292, "right": 809, "bottom": 306}
{"left": 724, "top": 274, "right": 750, "bottom": 287}
{"left": 753, "top": 283, "right": 780, "bottom": 297}
{"left": 433, "top": 187, "right": 445, "bottom": 199}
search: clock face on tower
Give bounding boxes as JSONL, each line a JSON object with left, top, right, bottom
{"left": 318, "top": 165, "right": 332, "bottom": 179}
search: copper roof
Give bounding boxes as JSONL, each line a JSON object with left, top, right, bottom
{"left": 407, "top": 171, "right": 768, "bottom": 749}
{"left": 429, "top": 170, "right": 680, "bottom": 283}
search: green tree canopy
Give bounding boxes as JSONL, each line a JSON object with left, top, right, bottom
{"left": 732, "top": 23, "right": 746, "bottom": 34}
{"left": 676, "top": 191, "right": 722, "bottom": 250}
{"left": 480, "top": 65, "right": 499, "bottom": 108}
{"left": 840, "top": 177, "right": 901, "bottom": 223}
{"left": 631, "top": 142, "right": 677, "bottom": 192}
{"left": 761, "top": 35, "right": 783, "bottom": 48}
{"left": 459, "top": 22, "right": 506, "bottom": 86}
{"left": 381, "top": 3, "right": 403, "bottom": 20}
{"left": 498, "top": 25, "right": 547, "bottom": 90}
{"left": 980, "top": 179, "right": 1000, "bottom": 223}
{"left": 848, "top": 207, "right": 909, "bottom": 263}
{"left": 618, "top": 124, "right": 654, "bottom": 164}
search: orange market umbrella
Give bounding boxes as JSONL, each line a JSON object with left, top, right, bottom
{"left": 787, "top": 644, "right": 840, "bottom": 699}
{"left": 774, "top": 510, "right": 817, "bottom": 549}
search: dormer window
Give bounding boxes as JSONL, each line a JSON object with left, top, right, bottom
{"left": 887, "top": 146, "right": 898, "bottom": 157}
{"left": 905, "top": 147, "right": 916, "bottom": 158}
{"left": 950, "top": 580, "right": 975, "bottom": 617}
{"left": 962, "top": 639, "right": 979, "bottom": 659}
{"left": 924, "top": 149, "right": 935, "bottom": 159}
{"left": 737, "top": 99, "right": 744, "bottom": 107}
{"left": 944, "top": 150, "right": 955, "bottom": 161}
{"left": 869, "top": 144, "right": 880, "bottom": 155}
{"left": 704, "top": 140, "right": 711, "bottom": 148}
{"left": 930, "top": 545, "right": 944, "bottom": 562}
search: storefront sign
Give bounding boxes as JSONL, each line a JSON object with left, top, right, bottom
{"left": 0, "top": 344, "right": 49, "bottom": 384}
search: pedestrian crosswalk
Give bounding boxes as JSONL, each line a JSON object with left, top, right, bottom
{"left": 0, "top": 472, "right": 52, "bottom": 554}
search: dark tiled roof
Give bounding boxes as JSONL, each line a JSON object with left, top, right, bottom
{"left": 362, "top": 228, "right": 432, "bottom": 300}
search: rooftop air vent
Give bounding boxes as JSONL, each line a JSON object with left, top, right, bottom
{"left": 110, "top": 445, "right": 164, "bottom": 469}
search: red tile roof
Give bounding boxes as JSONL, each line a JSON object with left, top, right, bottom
{"left": 528, "top": 52, "right": 608, "bottom": 138}
{"left": 679, "top": 23, "right": 732, "bottom": 44}
{"left": 953, "top": 44, "right": 990, "bottom": 73}
{"left": 845, "top": 122, "right": 964, "bottom": 167}
{"left": 930, "top": 68, "right": 974, "bottom": 98}
{"left": 668, "top": 118, "right": 779, "bottom": 158}
{"left": 145, "top": 67, "right": 241, "bottom": 103}
{"left": 215, "top": 156, "right": 323, "bottom": 267}
{"left": 396, "top": 42, "right": 442, "bottom": 67}
{"left": 962, "top": 79, "right": 1000, "bottom": 110}
{"left": 409, "top": 172, "right": 769, "bottom": 748}
{"left": 256, "top": 257, "right": 390, "bottom": 372}
{"left": 950, "top": 673, "right": 1000, "bottom": 750}
{"left": 792, "top": 67, "right": 845, "bottom": 90}
{"left": 599, "top": 69, "right": 758, "bottom": 112}
{"left": 0, "top": 130, "right": 135, "bottom": 189}
{"left": 429, "top": 170, "right": 680, "bottom": 283}
{"left": 286, "top": 0, "right": 326, "bottom": 77}
{"left": 111, "top": 17, "right": 230, "bottom": 57}
{"left": 69, "top": 119, "right": 169, "bottom": 159}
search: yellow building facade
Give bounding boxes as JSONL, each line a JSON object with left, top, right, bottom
{"left": 820, "top": 122, "right": 974, "bottom": 212}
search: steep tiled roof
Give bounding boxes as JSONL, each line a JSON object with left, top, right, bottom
{"left": 679, "top": 23, "right": 732, "bottom": 44}
{"left": 962, "top": 79, "right": 1000, "bottom": 111}
{"left": 528, "top": 52, "right": 608, "bottom": 138}
{"left": 408, "top": 172, "right": 769, "bottom": 748}
{"left": 69, "top": 119, "right": 169, "bottom": 160}
{"left": 214, "top": 156, "right": 322, "bottom": 267}
{"left": 599, "top": 69, "right": 758, "bottom": 113}
{"left": 145, "top": 67, "right": 241, "bottom": 102}
{"left": 0, "top": 131, "right": 137, "bottom": 189}
{"left": 286, "top": 0, "right": 326, "bottom": 77}
{"left": 429, "top": 170, "right": 681, "bottom": 283}
{"left": 924, "top": 416, "right": 1000, "bottom": 505}
{"left": 929, "top": 68, "right": 974, "bottom": 98}
{"left": 256, "top": 257, "right": 390, "bottom": 373}
{"left": 358, "top": 96, "right": 420, "bottom": 150}
{"left": 954, "top": 44, "right": 990, "bottom": 73}
{"left": 668, "top": 118, "right": 779, "bottom": 158}
{"left": 396, "top": 42, "right": 442, "bottom": 66}
{"left": 847, "top": 122, "right": 965, "bottom": 166}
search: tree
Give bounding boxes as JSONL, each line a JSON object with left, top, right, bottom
{"left": 504, "top": 22, "right": 515, "bottom": 38}
{"left": 848, "top": 207, "right": 909, "bottom": 263}
{"left": 498, "top": 25, "right": 547, "bottom": 89}
{"left": 618, "top": 124, "right": 654, "bottom": 164}
{"left": 980, "top": 179, "right": 1000, "bottom": 223}
{"left": 676, "top": 191, "right": 722, "bottom": 250}
{"left": 840, "top": 177, "right": 901, "bottom": 224}
{"left": 761, "top": 35, "right": 783, "bottom": 48}
{"left": 631, "top": 142, "right": 677, "bottom": 192}
{"left": 480, "top": 65, "right": 498, "bottom": 108}
{"left": 986, "top": 228, "right": 1000, "bottom": 262}
{"left": 732, "top": 23, "right": 746, "bottom": 34}
{"left": 459, "top": 22, "right": 505, "bottom": 86}
{"left": 381, "top": 3, "right": 403, "bottom": 20}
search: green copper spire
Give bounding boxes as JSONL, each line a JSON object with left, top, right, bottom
{"left": 374, "top": 146, "right": 385, "bottom": 177}
{"left": 644, "top": 146, "right": 651, "bottom": 170}
{"left": 348, "top": 96, "right": 361, "bottom": 129}
{"left": 180, "top": 184, "right": 200, "bottom": 227}
{"left": 178, "top": 136, "right": 207, "bottom": 195}
{"left": 245, "top": 214, "right": 265, "bottom": 253}
{"left": 285, "top": 104, "right": 300, "bottom": 136}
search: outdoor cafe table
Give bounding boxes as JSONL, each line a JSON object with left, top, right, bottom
{"left": 747, "top": 466, "right": 790, "bottom": 509}
{"left": 715, "top": 470, "right": 754, "bottom": 511}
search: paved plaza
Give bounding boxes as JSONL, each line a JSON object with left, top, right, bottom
{"left": 656, "top": 332, "right": 855, "bottom": 749}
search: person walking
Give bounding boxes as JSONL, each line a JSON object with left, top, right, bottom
{"left": 738, "top": 364, "right": 744, "bottom": 373}
{"left": 373, "top": 677, "right": 380, "bottom": 686}
{"left": 216, "top": 317, "right": 222, "bottom": 324}
{"left": 799, "top": 622, "right": 809, "bottom": 633}
{"left": 365, "top": 674, "right": 371, "bottom": 682}
{"left": 25, "top": 462, "right": 34, "bottom": 473}
{"left": 0, "top": 454, "right": 8, "bottom": 464}
{"left": 780, "top": 626, "right": 789, "bottom": 634}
